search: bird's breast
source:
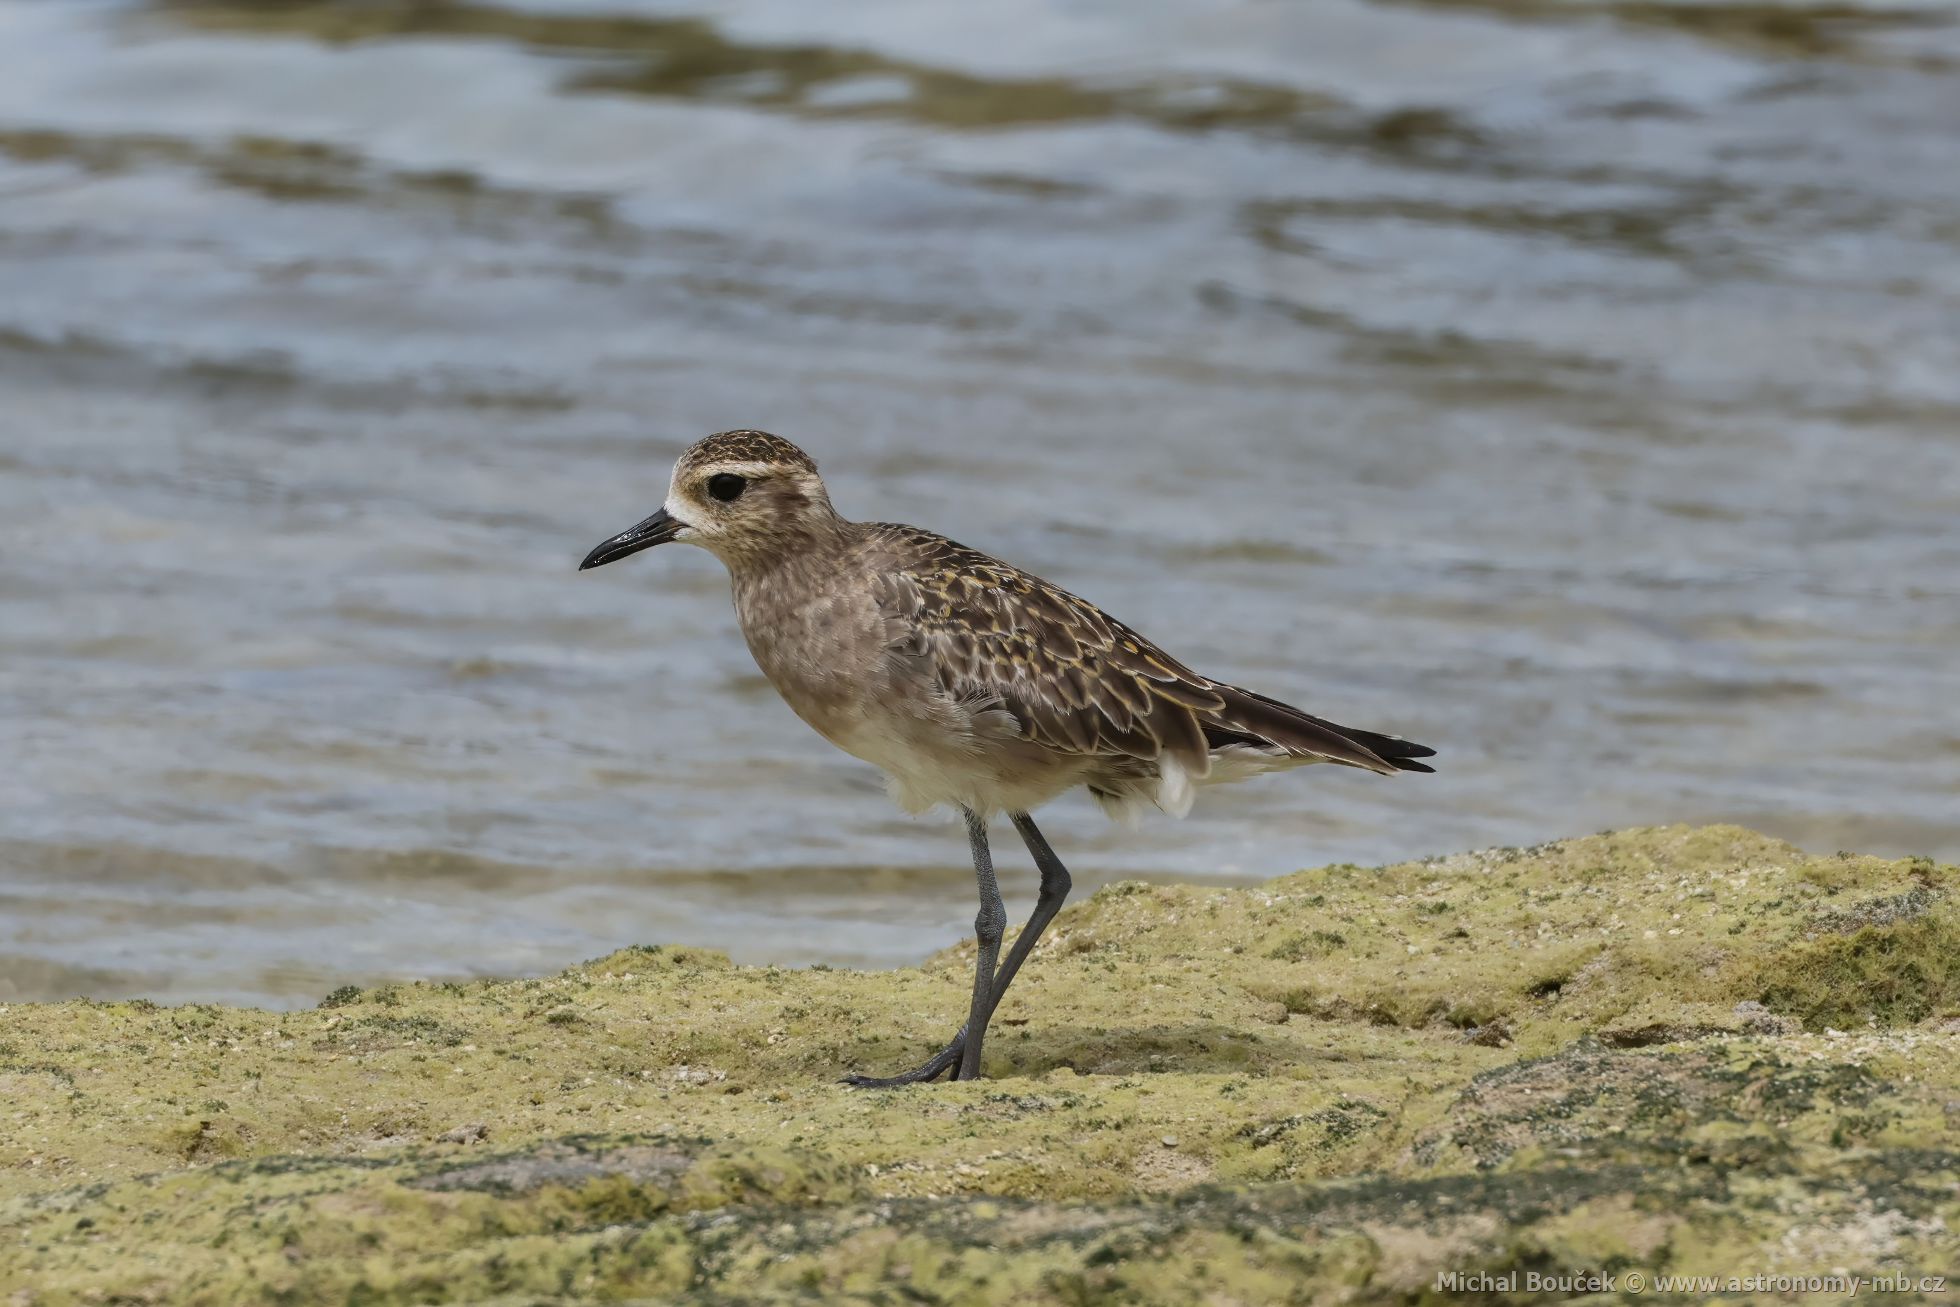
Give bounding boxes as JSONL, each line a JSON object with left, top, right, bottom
{"left": 732, "top": 566, "right": 891, "bottom": 739}
{"left": 728, "top": 557, "right": 1087, "bottom": 813}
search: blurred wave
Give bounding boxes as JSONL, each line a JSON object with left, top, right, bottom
{"left": 1, "top": 0, "right": 1956, "bottom": 1004}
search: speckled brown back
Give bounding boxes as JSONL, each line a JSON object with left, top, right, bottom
{"left": 856, "top": 522, "right": 1429, "bottom": 776}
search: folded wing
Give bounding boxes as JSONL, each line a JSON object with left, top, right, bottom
{"left": 868, "top": 526, "right": 1434, "bottom": 779}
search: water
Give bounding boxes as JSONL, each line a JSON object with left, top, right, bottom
{"left": 2, "top": 0, "right": 1956, "bottom": 1007}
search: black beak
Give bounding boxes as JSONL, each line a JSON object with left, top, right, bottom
{"left": 580, "top": 508, "right": 684, "bottom": 571}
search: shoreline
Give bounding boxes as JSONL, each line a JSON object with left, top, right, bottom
{"left": 4, "top": 825, "right": 1955, "bottom": 1303}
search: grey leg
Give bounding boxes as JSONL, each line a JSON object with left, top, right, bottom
{"left": 955, "top": 807, "right": 1005, "bottom": 1080}
{"left": 844, "top": 809, "right": 1072, "bottom": 1089}
{"left": 841, "top": 1035, "right": 965, "bottom": 1088}
{"left": 984, "top": 810, "right": 1073, "bottom": 1019}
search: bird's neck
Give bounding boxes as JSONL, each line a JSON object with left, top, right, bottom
{"left": 724, "top": 517, "right": 873, "bottom": 703}
{"left": 719, "top": 512, "right": 861, "bottom": 589}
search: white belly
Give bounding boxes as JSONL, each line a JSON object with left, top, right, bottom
{"left": 824, "top": 696, "right": 1093, "bottom": 818}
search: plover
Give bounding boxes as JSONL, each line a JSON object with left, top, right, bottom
{"left": 580, "top": 430, "right": 1434, "bottom": 1085}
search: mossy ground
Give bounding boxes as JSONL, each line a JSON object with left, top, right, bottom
{"left": 3, "top": 826, "right": 1955, "bottom": 1303}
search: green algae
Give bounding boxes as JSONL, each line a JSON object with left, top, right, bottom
{"left": 1752, "top": 914, "right": 1960, "bottom": 1029}
{"left": 3, "top": 826, "right": 1956, "bottom": 1303}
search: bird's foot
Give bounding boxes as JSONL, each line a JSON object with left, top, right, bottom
{"left": 842, "top": 1034, "right": 967, "bottom": 1088}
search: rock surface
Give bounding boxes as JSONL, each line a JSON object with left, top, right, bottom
{"left": 2, "top": 825, "right": 1955, "bottom": 1303}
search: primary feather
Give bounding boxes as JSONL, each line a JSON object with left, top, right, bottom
{"left": 865, "top": 524, "right": 1434, "bottom": 815}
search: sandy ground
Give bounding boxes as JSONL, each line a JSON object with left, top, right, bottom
{"left": 2, "top": 825, "right": 1955, "bottom": 1302}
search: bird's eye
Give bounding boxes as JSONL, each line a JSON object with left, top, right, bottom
{"left": 706, "top": 473, "right": 748, "bottom": 503}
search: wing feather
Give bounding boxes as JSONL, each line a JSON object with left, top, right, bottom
{"left": 866, "top": 525, "right": 1431, "bottom": 779}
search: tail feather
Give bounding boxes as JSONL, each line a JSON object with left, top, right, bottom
{"left": 1315, "top": 721, "right": 1436, "bottom": 773}
{"left": 1205, "top": 685, "right": 1436, "bottom": 775}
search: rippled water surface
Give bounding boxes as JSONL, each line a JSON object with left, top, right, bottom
{"left": 3, "top": 0, "right": 1957, "bottom": 1005}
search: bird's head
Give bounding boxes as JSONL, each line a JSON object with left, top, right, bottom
{"left": 579, "top": 429, "right": 838, "bottom": 572}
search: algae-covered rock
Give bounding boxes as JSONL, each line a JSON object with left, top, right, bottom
{"left": 2, "top": 826, "right": 1955, "bottom": 1303}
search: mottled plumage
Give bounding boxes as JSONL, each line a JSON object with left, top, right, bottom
{"left": 674, "top": 428, "right": 818, "bottom": 479}
{"left": 860, "top": 523, "right": 1431, "bottom": 820}
{"left": 581, "top": 429, "right": 1434, "bottom": 1085}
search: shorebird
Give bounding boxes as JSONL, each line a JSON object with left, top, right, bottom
{"left": 580, "top": 430, "right": 1434, "bottom": 1085}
